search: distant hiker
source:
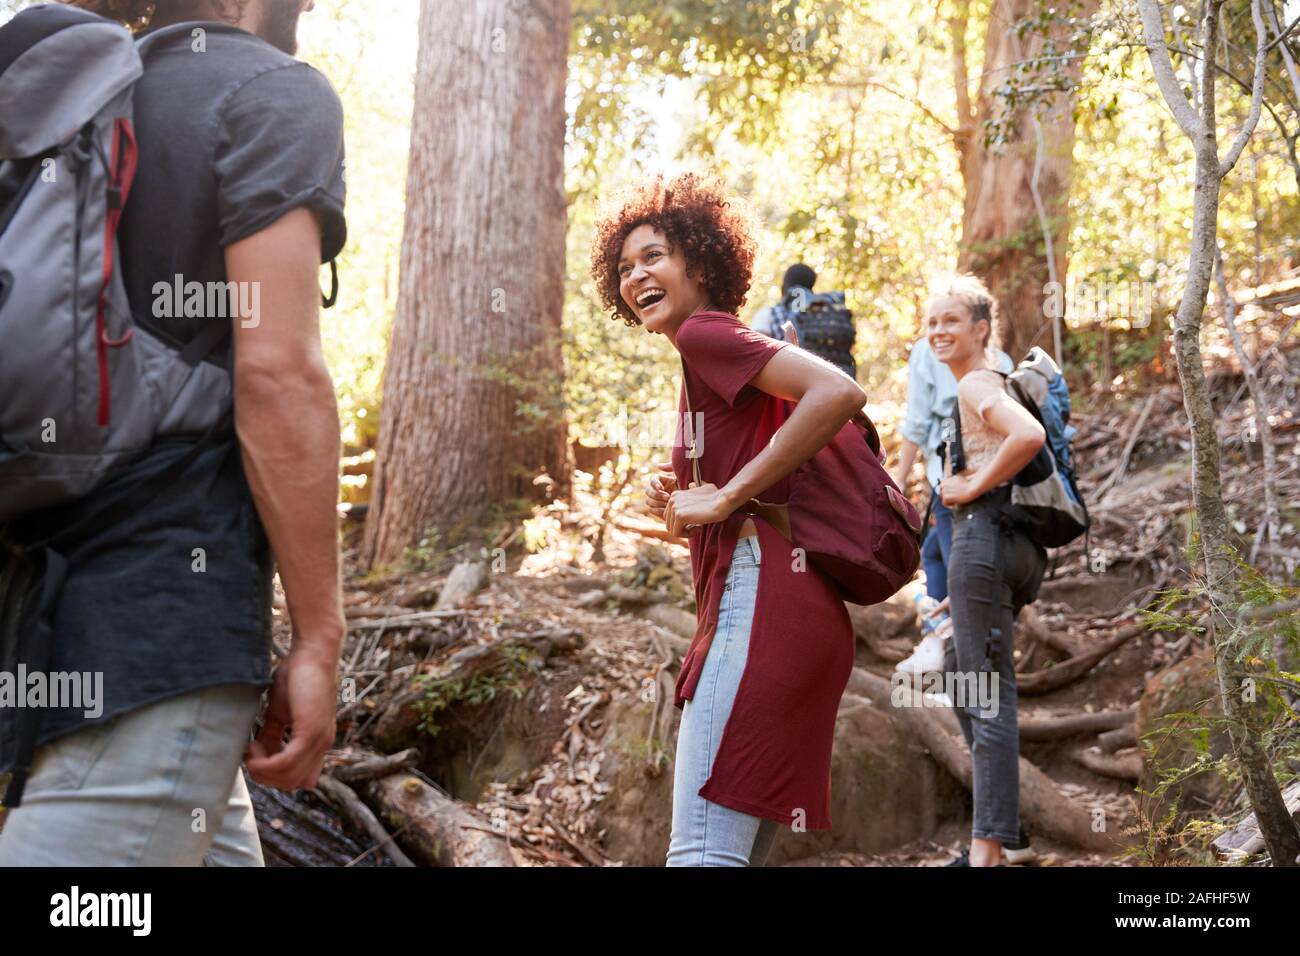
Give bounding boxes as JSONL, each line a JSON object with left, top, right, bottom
{"left": 893, "top": 335, "right": 1013, "bottom": 676}
{"left": 926, "top": 275, "right": 1048, "bottom": 867}
{"left": 592, "top": 173, "right": 874, "bottom": 866}
{"left": 754, "top": 264, "right": 857, "bottom": 379}
{"left": 751, "top": 262, "right": 817, "bottom": 339}
{"left": 0, "top": 0, "right": 346, "bottom": 866}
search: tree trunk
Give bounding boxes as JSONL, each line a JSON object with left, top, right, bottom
{"left": 364, "top": 0, "right": 572, "bottom": 568}
{"left": 954, "top": 0, "right": 1096, "bottom": 360}
{"left": 1138, "top": 0, "right": 1300, "bottom": 867}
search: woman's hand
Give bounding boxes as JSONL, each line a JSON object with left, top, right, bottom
{"left": 663, "top": 482, "right": 734, "bottom": 538}
{"left": 645, "top": 460, "right": 677, "bottom": 519}
{"left": 940, "top": 473, "right": 982, "bottom": 506}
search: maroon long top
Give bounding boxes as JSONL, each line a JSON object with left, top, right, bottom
{"left": 671, "top": 311, "right": 855, "bottom": 830}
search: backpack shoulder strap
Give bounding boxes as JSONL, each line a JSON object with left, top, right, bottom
{"left": 679, "top": 360, "right": 703, "bottom": 488}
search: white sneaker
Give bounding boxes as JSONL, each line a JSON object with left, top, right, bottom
{"left": 895, "top": 634, "right": 947, "bottom": 676}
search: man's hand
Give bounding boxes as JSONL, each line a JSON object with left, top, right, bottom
{"left": 245, "top": 649, "right": 338, "bottom": 791}
{"left": 781, "top": 320, "right": 800, "bottom": 347}
{"left": 645, "top": 460, "right": 677, "bottom": 519}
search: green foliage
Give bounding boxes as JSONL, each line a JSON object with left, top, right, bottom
{"left": 413, "top": 656, "right": 529, "bottom": 739}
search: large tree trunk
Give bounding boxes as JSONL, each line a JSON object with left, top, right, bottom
{"left": 953, "top": 0, "right": 1096, "bottom": 360}
{"left": 364, "top": 0, "right": 572, "bottom": 569}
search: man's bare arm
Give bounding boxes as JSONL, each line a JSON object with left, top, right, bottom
{"left": 226, "top": 206, "right": 342, "bottom": 789}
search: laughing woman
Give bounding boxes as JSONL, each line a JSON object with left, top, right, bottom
{"left": 590, "top": 173, "right": 867, "bottom": 867}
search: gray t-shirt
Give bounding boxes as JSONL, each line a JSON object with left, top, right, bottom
{"left": 1, "top": 24, "right": 346, "bottom": 766}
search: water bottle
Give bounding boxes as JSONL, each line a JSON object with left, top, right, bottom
{"left": 912, "top": 592, "right": 951, "bottom": 638}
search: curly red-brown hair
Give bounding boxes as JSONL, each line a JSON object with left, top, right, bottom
{"left": 590, "top": 172, "right": 759, "bottom": 327}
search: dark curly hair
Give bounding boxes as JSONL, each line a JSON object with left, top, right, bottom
{"left": 590, "top": 172, "right": 759, "bottom": 328}
{"left": 63, "top": 0, "right": 249, "bottom": 33}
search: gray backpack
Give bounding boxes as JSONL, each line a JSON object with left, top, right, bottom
{"left": 0, "top": 5, "right": 239, "bottom": 524}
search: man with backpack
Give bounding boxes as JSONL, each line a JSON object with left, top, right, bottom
{"left": 0, "top": 0, "right": 346, "bottom": 866}
{"left": 752, "top": 263, "right": 858, "bottom": 380}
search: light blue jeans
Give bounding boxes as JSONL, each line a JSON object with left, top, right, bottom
{"left": 0, "top": 683, "right": 265, "bottom": 866}
{"left": 667, "top": 534, "right": 780, "bottom": 866}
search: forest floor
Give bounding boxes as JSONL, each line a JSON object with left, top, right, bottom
{"left": 260, "top": 339, "right": 1298, "bottom": 868}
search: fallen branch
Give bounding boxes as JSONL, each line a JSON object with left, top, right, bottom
{"left": 349, "top": 609, "right": 470, "bottom": 630}
{"left": 1091, "top": 394, "right": 1158, "bottom": 503}
{"left": 332, "top": 748, "right": 421, "bottom": 784}
{"left": 316, "top": 775, "right": 416, "bottom": 867}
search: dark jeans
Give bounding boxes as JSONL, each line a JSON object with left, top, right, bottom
{"left": 943, "top": 485, "right": 1047, "bottom": 845}
{"left": 921, "top": 485, "right": 953, "bottom": 602}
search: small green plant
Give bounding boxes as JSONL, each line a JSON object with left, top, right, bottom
{"left": 412, "top": 658, "right": 528, "bottom": 738}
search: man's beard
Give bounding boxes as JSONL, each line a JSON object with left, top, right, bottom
{"left": 259, "top": 0, "right": 305, "bottom": 55}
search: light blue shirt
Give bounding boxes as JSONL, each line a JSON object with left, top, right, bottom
{"left": 750, "top": 305, "right": 779, "bottom": 338}
{"left": 900, "top": 338, "right": 1014, "bottom": 488}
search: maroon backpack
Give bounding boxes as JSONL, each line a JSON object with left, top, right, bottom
{"left": 683, "top": 364, "right": 922, "bottom": 606}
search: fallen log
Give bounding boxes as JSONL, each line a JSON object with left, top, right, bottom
{"left": 248, "top": 779, "right": 386, "bottom": 867}
{"left": 316, "top": 775, "right": 416, "bottom": 867}
{"left": 365, "top": 774, "right": 515, "bottom": 867}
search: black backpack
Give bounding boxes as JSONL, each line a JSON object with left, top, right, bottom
{"left": 772, "top": 287, "right": 856, "bottom": 379}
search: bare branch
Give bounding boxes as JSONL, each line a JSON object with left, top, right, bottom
{"left": 1137, "top": 0, "right": 1208, "bottom": 139}
{"left": 1219, "top": 0, "right": 1270, "bottom": 176}
{"left": 1264, "top": 10, "right": 1300, "bottom": 52}
{"left": 1266, "top": 0, "right": 1300, "bottom": 110}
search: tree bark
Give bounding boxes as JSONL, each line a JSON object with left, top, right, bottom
{"left": 954, "top": 0, "right": 1097, "bottom": 360}
{"left": 364, "top": 0, "right": 572, "bottom": 568}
